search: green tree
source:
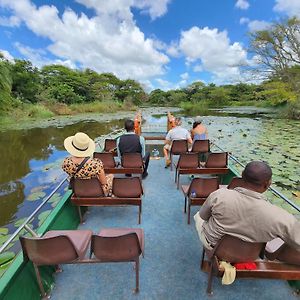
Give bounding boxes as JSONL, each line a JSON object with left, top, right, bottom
{"left": 11, "top": 60, "right": 40, "bottom": 103}
{"left": 0, "top": 55, "right": 14, "bottom": 111}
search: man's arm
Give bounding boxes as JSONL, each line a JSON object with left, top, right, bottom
{"left": 186, "top": 131, "right": 193, "bottom": 144}
{"left": 116, "top": 137, "right": 121, "bottom": 159}
{"left": 139, "top": 136, "right": 146, "bottom": 157}
{"left": 199, "top": 193, "right": 215, "bottom": 221}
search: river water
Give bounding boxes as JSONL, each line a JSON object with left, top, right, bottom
{"left": 0, "top": 107, "right": 299, "bottom": 235}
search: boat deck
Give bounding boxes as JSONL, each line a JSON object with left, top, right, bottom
{"left": 51, "top": 159, "right": 297, "bottom": 300}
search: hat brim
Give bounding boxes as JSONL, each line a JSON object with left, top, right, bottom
{"left": 64, "top": 136, "right": 95, "bottom": 157}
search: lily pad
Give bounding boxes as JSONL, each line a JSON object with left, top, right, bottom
{"left": 0, "top": 251, "right": 15, "bottom": 266}
{"left": 0, "top": 234, "right": 12, "bottom": 247}
{"left": 27, "top": 191, "right": 46, "bottom": 201}
{"left": 14, "top": 217, "right": 28, "bottom": 228}
{"left": 48, "top": 193, "right": 61, "bottom": 203}
{"left": 30, "top": 185, "right": 48, "bottom": 193}
{"left": 38, "top": 210, "right": 52, "bottom": 227}
{"left": 0, "top": 228, "right": 8, "bottom": 235}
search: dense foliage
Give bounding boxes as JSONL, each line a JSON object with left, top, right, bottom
{"left": 0, "top": 17, "right": 300, "bottom": 119}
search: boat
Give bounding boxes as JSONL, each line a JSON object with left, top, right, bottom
{"left": 0, "top": 113, "right": 299, "bottom": 300}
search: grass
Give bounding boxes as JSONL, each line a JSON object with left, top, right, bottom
{"left": 179, "top": 100, "right": 210, "bottom": 115}
{"left": 0, "top": 100, "right": 137, "bottom": 127}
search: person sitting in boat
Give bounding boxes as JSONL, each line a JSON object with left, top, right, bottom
{"left": 191, "top": 116, "right": 208, "bottom": 141}
{"left": 163, "top": 117, "right": 193, "bottom": 168}
{"left": 62, "top": 132, "right": 113, "bottom": 196}
{"left": 194, "top": 161, "right": 300, "bottom": 255}
{"left": 117, "top": 119, "right": 150, "bottom": 179}
{"left": 167, "top": 111, "right": 176, "bottom": 131}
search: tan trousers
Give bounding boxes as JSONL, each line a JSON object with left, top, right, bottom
{"left": 194, "top": 211, "right": 213, "bottom": 250}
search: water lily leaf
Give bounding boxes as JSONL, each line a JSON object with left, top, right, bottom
{"left": 0, "top": 252, "right": 15, "bottom": 266}
{"left": 38, "top": 210, "right": 52, "bottom": 227}
{"left": 48, "top": 193, "right": 61, "bottom": 203}
{"left": 0, "top": 228, "right": 8, "bottom": 235}
{"left": 30, "top": 185, "right": 48, "bottom": 193}
{"left": 0, "top": 235, "right": 11, "bottom": 247}
{"left": 14, "top": 218, "right": 28, "bottom": 228}
{"left": 27, "top": 191, "right": 46, "bottom": 201}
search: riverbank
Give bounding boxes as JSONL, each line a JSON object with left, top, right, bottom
{"left": 179, "top": 100, "right": 300, "bottom": 119}
{"left": 0, "top": 100, "right": 136, "bottom": 130}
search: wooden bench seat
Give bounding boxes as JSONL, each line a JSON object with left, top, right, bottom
{"left": 200, "top": 234, "right": 300, "bottom": 294}
{"left": 71, "top": 177, "right": 143, "bottom": 224}
{"left": 20, "top": 228, "right": 144, "bottom": 298}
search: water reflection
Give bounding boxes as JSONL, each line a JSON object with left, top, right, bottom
{"left": 0, "top": 119, "right": 124, "bottom": 227}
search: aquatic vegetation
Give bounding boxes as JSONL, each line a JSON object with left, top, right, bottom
{"left": 26, "top": 191, "right": 46, "bottom": 201}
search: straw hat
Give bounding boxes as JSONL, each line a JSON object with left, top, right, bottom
{"left": 64, "top": 132, "right": 95, "bottom": 157}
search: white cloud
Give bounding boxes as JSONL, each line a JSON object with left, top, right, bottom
{"left": 178, "top": 26, "right": 248, "bottom": 83}
{"left": 76, "top": 0, "right": 171, "bottom": 20}
{"left": 239, "top": 17, "right": 249, "bottom": 25}
{"left": 235, "top": 0, "right": 250, "bottom": 10}
{"left": 155, "top": 78, "right": 172, "bottom": 90}
{"left": 15, "top": 42, "right": 77, "bottom": 69}
{"left": 0, "top": 0, "right": 170, "bottom": 80}
{"left": 274, "top": 0, "right": 300, "bottom": 17}
{"left": 248, "top": 20, "right": 271, "bottom": 31}
{"left": 0, "top": 49, "right": 14, "bottom": 61}
{"left": 0, "top": 15, "right": 21, "bottom": 27}
{"left": 180, "top": 72, "right": 189, "bottom": 80}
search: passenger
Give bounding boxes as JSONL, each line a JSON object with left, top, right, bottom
{"left": 167, "top": 112, "right": 176, "bottom": 131}
{"left": 194, "top": 161, "right": 300, "bottom": 255}
{"left": 163, "top": 117, "right": 193, "bottom": 168}
{"left": 62, "top": 132, "right": 113, "bottom": 196}
{"left": 191, "top": 116, "right": 208, "bottom": 141}
{"left": 117, "top": 119, "right": 150, "bottom": 179}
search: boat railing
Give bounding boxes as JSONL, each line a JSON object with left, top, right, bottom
{"left": 211, "top": 140, "right": 300, "bottom": 213}
{"left": 0, "top": 129, "right": 124, "bottom": 255}
{"left": 0, "top": 177, "right": 68, "bottom": 254}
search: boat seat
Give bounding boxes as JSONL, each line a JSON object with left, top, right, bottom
{"left": 201, "top": 234, "right": 300, "bottom": 295}
{"left": 176, "top": 152, "right": 229, "bottom": 189}
{"left": 190, "top": 139, "right": 210, "bottom": 153}
{"left": 181, "top": 177, "right": 219, "bottom": 224}
{"left": 91, "top": 228, "right": 145, "bottom": 293}
{"left": 20, "top": 228, "right": 145, "bottom": 297}
{"left": 20, "top": 230, "right": 93, "bottom": 298}
{"left": 103, "top": 138, "right": 117, "bottom": 156}
{"left": 71, "top": 177, "right": 143, "bottom": 224}
{"left": 170, "top": 140, "right": 189, "bottom": 171}
{"left": 175, "top": 152, "right": 199, "bottom": 188}
{"left": 93, "top": 152, "right": 117, "bottom": 169}
{"left": 265, "top": 237, "right": 300, "bottom": 265}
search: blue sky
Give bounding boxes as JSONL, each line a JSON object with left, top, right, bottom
{"left": 0, "top": 0, "right": 299, "bottom": 91}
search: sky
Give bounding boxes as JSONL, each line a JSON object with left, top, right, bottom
{"left": 0, "top": 0, "right": 300, "bottom": 91}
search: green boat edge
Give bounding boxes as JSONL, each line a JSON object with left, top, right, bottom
{"left": 0, "top": 163, "right": 299, "bottom": 300}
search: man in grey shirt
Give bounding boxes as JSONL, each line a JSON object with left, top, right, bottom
{"left": 194, "top": 161, "right": 300, "bottom": 256}
{"left": 163, "top": 117, "right": 192, "bottom": 168}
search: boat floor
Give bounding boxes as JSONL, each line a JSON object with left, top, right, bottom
{"left": 51, "top": 159, "right": 297, "bottom": 300}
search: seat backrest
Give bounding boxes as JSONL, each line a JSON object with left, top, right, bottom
{"left": 188, "top": 177, "right": 219, "bottom": 198}
{"left": 227, "top": 177, "right": 244, "bottom": 189}
{"left": 170, "top": 140, "right": 188, "bottom": 155}
{"left": 112, "top": 177, "right": 143, "bottom": 197}
{"left": 177, "top": 153, "right": 199, "bottom": 168}
{"left": 20, "top": 236, "right": 78, "bottom": 266}
{"left": 73, "top": 178, "right": 105, "bottom": 197}
{"left": 206, "top": 152, "right": 228, "bottom": 168}
{"left": 104, "top": 139, "right": 117, "bottom": 152}
{"left": 191, "top": 140, "right": 210, "bottom": 153}
{"left": 121, "top": 153, "right": 143, "bottom": 168}
{"left": 214, "top": 235, "right": 265, "bottom": 263}
{"left": 93, "top": 152, "right": 116, "bottom": 168}
{"left": 91, "top": 233, "right": 141, "bottom": 261}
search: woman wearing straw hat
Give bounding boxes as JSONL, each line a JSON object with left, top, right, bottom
{"left": 62, "top": 132, "right": 113, "bottom": 196}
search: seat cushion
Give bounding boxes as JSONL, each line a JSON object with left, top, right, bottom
{"left": 44, "top": 230, "right": 92, "bottom": 259}
{"left": 98, "top": 228, "right": 144, "bottom": 253}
